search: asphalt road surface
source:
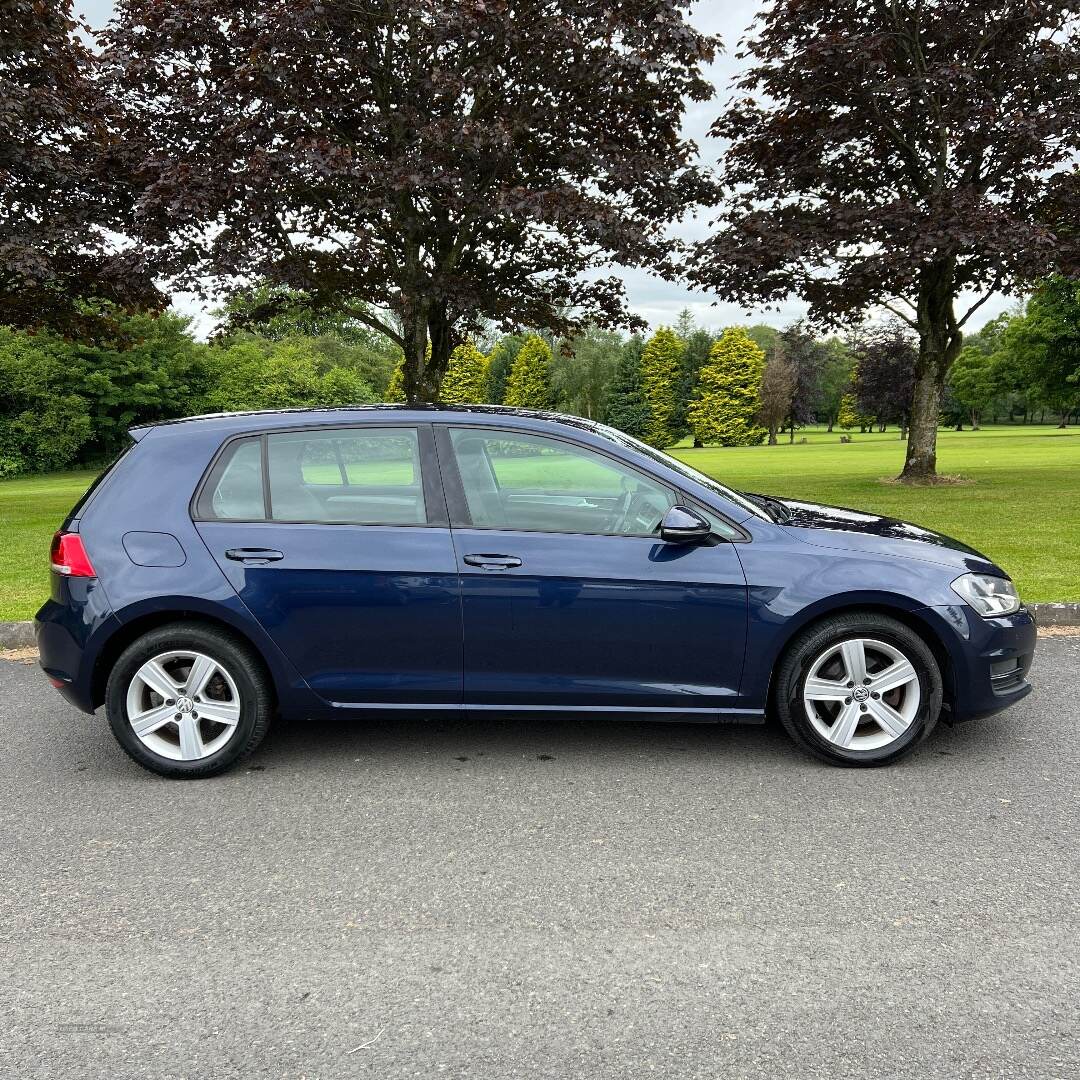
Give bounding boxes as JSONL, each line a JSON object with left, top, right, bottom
{"left": 2, "top": 635, "right": 1078, "bottom": 1080}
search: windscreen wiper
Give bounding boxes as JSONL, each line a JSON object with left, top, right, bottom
{"left": 746, "top": 493, "right": 792, "bottom": 523}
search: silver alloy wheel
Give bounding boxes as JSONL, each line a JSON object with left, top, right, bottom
{"left": 125, "top": 650, "right": 242, "bottom": 762}
{"left": 802, "top": 637, "right": 921, "bottom": 752}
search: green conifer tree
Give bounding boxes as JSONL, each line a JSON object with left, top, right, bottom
{"left": 503, "top": 334, "right": 552, "bottom": 409}
{"left": 639, "top": 327, "right": 683, "bottom": 447}
{"left": 385, "top": 355, "right": 405, "bottom": 401}
{"left": 439, "top": 341, "right": 488, "bottom": 404}
{"left": 485, "top": 335, "right": 525, "bottom": 405}
{"left": 687, "top": 327, "right": 767, "bottom": 446}
{"left": 837, "top": 392, "right": 860, "bottom": 431}
{"left": 604, "top": 338, "right": 651, "bottom": 440}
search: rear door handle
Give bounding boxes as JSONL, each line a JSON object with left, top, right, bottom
{"left": 225, "top": 548, "right": 284, "bottom": 564}
{"left": 462, "top": 553, "right": 522, "bottom": 570}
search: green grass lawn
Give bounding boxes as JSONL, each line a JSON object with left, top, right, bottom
{"left": 1, "top": 468, "right": 99, "bottom": 623}
{"left": 0, "top": 425, "right": 1077, "bottom": 622}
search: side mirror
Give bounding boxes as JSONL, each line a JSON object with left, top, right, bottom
{"left": 659, "top": 505, "right": 711, "bottom": 544}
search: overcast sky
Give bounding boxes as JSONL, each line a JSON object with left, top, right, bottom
{"left": 76, "top": 1, "right": 1013, "bottom": 337}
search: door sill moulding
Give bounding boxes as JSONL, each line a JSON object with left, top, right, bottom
{"left": 323, "top": 701, "right": 766, "bottom": 723}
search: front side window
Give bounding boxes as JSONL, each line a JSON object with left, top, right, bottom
{"left": 590, "top": 421, "right": 769, "bottom": 522}
{"left": 267, "top": 427, "right": 425, "bottom": 524}
{"left": 448, "top": 428, "right": 676, "bottom": 536}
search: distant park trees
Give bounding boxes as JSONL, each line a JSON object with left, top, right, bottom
{"left": 639, "top": 329, "right": 685, "bottom": 448}
{"left": 948, "top": 348, "right": 998, "bottom": 430}
{"left": 999, "top": 278, "right": 1080, "bottom": 427}
{"left": 504, "top": 336, "right": 553, "bottom": 410}
{"left": 4, "top": 3, "right": 1080, "bottom": 476}
{"left": 687, "top": 329, "right": 767, "bottom": 447}
{"left": 439, "top": 343, "right": 489, "bottom": 406}
{"left": 853, "top": 326, "right": 918, "bottom": 436}
{"left": 692, "top": 0, "right": 1080, "bottom": 480}
{"left": 604, "top": 340, "right": 651, "bottom": 443}
{"left": 758, "top": 348, "right": 796, "bottom": 446}
{"left": 0, "top": 311, "right": 378, "bottom": 476}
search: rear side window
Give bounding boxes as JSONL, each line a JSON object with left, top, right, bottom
{"left": 197, "top": 437, "right": 266, "bottom": 521}
{"left": 198, "top": 427, "right": 426, "bottom": 525}
{"left": 267, "top": 427, "right": 425, "bottom": 524}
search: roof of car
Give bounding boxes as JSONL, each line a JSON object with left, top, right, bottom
{"left": 128, "top": 404, "right": 605, "bottom": 441}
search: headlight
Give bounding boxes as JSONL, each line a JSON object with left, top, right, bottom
{"left": 951, "top": 573, "right": 1021, "bottom": 617}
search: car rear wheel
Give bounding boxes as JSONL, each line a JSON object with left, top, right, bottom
{"left": 774, "top": 612, "right": 943, "bottom": 767}
{"left": 105, "top": 622, "right": 272, "bottom": 778}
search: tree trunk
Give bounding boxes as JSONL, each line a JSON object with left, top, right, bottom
{"left": 1059, "top": 411, "right": 1068, "bottom": 429}
{"left": 399, "top": 298, "right": 429, "bottom": 404}
{"left": 788, "top": 421, "right": 795, "bottom": 444}
{"left": 971, "top": 408, "right": 979, "bottom": 430}
{"left": 827, "top": 418, "right": 834, "bottom": 432}
{"left": 425, "top": 306, "right": 452, "bottom": 400}
{"left": 693, "top": 436, "right": 703, "bottom": 448}
{"left": 399, "top": 301, "right": 454, "bottom": 403}
{"left": 768, "top": 423, "right": 778, "bottom": 446}
{"left": 899, "top": 267, "right": 962, "bottom": 482}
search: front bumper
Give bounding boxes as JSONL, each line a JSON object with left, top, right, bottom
{"left": 922, "top": 604, "right": 1037, "bottom": 723}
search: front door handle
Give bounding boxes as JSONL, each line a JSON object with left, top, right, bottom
{"left": 225, "top": 547, "right": 285, "bottom": 564}
{"left": 462, "top": 553, "right": 522, "bottom": 570}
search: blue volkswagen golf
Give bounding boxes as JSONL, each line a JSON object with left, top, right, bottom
{"left": 36, "top": 406, "right": 1036, "bottom": 777}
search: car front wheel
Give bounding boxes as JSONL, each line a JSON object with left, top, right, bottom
{"left": 105, "top": 622, "right": 272, "bottom": 778}
{"left": 774, "top": 612, "right": 943, "bottom": 767}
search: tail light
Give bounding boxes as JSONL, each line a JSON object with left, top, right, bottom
{"left": 50, "top": 532, "right": 97, "bottom": 578}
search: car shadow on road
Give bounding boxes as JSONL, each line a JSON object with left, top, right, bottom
{"left": 232, "top": 705, "right": 1031, "bottom": 779}
{"left": 258, "top": 709, "right": 796, "bottom": 770}
{"left": 49, "top": 698, "right": 1039, "bottom": 782}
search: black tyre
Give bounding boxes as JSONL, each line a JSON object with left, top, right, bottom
{"left": 774, "top": 612, "right": 943, "bottom": 767}
{"left": 105, "top": 621, "right": 273, "bottom": 779}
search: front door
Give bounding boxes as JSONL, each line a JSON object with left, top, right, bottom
{"left": 437, "top": 426, "right": 748, "bottom": 714}
{"left": 194, "top": 423, "right": 461, "bottom": 705}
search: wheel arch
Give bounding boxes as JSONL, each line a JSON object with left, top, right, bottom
{"left": 763, "top": 598, "right": 957, "bottom": 715}
{"left": 91, "top": 602, "right": 281, "bottom": 711}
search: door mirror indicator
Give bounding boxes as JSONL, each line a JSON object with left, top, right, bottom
{"left": 659, "top": 506, "right": 712, "bottom": 544}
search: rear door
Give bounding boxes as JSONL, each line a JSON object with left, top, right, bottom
{"left": 194, "top": 423, "right": 462, "bottom": 706}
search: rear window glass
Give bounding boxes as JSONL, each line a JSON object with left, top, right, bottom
{"left": 267, "top": 428, "right": 424, "bottom": 524}
{"left": 197, "top": 437, "right": 266, "bottom": 521}
{"left": 197, "top": 428, "right": 427, "bottom": 524}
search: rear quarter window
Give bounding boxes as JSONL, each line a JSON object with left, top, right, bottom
{"left": 195, "top": 437, "right": 267, "bottom": 521}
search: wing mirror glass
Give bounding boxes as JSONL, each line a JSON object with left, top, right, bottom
{"left": 659, "top": 505, "right": 711, "bottom": 544}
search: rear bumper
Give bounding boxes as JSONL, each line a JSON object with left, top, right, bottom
{"left": 921, "top": 604, "right": 1037, "bottom": 723}
{"left": 35, "top": 580, "right": 117, "bottom": 714}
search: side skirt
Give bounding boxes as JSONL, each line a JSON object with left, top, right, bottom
{"left": 321, "top": 701, "right": 767, "bottom": 725}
